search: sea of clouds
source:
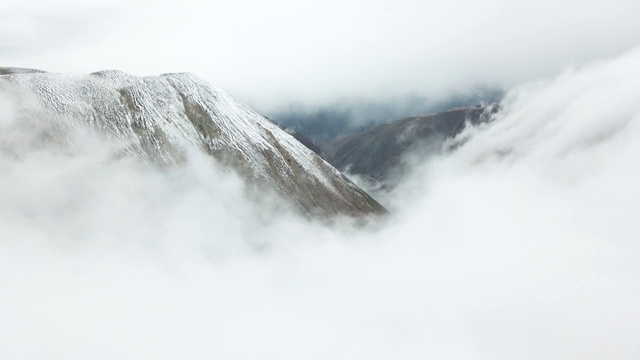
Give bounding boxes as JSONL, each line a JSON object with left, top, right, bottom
{"left": 1, "top": 48, "right": 639, "bottom": 359}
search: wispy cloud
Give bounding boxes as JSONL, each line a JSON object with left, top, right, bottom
{"left": 1, "top": 46, "right": 640, "bottom": 359}
{"left": 2, "top": 0, "right": 640, "bottom": 108}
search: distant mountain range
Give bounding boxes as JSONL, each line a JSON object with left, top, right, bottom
{"left": 1, "top": 66, "right": 502, "bottom": 215}
{"left": 267, "top": 88, "right": 504, "bottom": 146}
{"left": 0, "top": 67, "right": 386, "bottom": 218}
{"left": 322, "top": 105, "right": 499, "bottom": 187}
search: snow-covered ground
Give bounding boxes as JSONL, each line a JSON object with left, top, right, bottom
{"left": 1, "top": 68, "right": 384, "bottom": 216}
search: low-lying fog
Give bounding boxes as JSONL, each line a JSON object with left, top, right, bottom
{"left": 1, "top": 49, "right": 639, "bottom": 359}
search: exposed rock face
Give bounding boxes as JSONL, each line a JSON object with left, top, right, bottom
{"left": 0, "top": 67, "right": 386, "bottom": 217}
{"left": 323, "top": 105, "right": 499, "bottom": 184}
{"left": 0, "top": 67, "right": 46, "bottom": 75}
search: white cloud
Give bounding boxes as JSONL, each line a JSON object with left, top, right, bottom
{"left": 2, "top": 0, "right": 640, "bottom": 109}
{"left": 1, "top": 46, "right": 640, "bottom": 358}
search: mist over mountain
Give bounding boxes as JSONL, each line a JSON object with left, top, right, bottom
{"left": 0, "top": 67, "right": 384, "bottom": 218}
{"left": 2, "top": 48, "right": 640, "bottom": 359}
{"left": 4, "top": 0, "right": 640, "bottom": 110}
{"left": 2, "top": 0, "right": 640, "bottom": 358}
{"left": 324, "top": 104, "right": 499, "bottom": 193}
{"left": 266, "top": 87, "right": 504, "bottom": 146}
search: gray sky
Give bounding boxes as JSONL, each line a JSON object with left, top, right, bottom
{"left": 2, "top": 0, "right": 640, "bottom": 110}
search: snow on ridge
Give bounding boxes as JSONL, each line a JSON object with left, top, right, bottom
{"left": 0, "top": 69, "right": 384, "bottom": 215}
{"left": 162, "top": 73, "right": 336, "bottom": 187}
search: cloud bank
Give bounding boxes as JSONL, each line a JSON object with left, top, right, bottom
{"left": 2, "top": 0, "right": 640, "bottom": 109}
{"left": 1, "top": 46, "right": 640, "bottom": 358}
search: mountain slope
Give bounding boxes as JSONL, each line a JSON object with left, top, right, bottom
{"left": 323, "top": 105, "right": 498, "bottom": 184}
{"left": 0, "top": 67, "right": 385, "bottom": 217}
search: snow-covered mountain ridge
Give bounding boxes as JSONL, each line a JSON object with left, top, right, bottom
{"left": 0, "top": 67, "right": 385, "bottom": 217}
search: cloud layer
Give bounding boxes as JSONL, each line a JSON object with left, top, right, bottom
{"left": 2, "top": 0, "right": 640, "bottom": 109}
{"left": 1, "top": 46, "right": 640, "bottom": 358}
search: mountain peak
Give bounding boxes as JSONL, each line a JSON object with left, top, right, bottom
{"left": 1, "top": 69, "right": 386, "bottom": 218}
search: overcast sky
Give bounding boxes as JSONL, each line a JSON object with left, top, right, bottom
{"left": 2, "top": 0, "right": 640, "bottom": 110}
{"left": 2, "top": 2, "right": 640, "bottom": 357}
